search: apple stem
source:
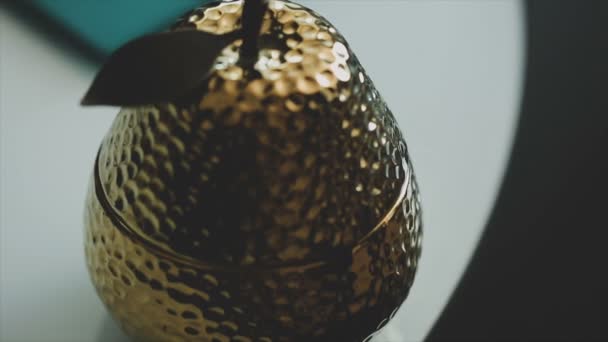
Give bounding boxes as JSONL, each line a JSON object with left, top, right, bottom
{"left": 241, "top": 0, "right": 268, "bottom": 64}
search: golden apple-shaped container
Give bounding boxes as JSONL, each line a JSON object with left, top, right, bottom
{"left": 84, "top": 1, "right": 422, "bottom": 340}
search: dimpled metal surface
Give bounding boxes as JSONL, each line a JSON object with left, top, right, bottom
{"left": 84, "top": 0, "right": 422, "bottom": 341}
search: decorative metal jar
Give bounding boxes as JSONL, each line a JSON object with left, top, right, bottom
{"left": 83, "top": 1, "right": 422, "bottom": 340}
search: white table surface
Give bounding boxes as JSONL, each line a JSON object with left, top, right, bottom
{"left": 0, "top": 1, "right": 524, "bottom": 341}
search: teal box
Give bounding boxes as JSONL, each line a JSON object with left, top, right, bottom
{"left": 31, "top": 0, "right": 211, "bottom": 55}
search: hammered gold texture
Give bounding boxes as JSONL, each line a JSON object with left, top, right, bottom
{"left": 85, "top": 0, "right": 422, "bottom": 340}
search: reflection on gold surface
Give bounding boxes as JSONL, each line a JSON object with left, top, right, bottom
{"left": 85, "top": 1, "right": 422, "bottom": 340}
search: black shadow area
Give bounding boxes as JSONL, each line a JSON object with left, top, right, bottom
{"left": 426, "top": 1, "right": 608, "bottom": 340}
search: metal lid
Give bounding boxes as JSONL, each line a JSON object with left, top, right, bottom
{"left": 96, "top": 0, "right": 412, "bottom": 266}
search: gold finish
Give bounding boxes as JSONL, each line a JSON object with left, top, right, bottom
{"left": 84, "top": 1, "right": 422, "bottom": 341}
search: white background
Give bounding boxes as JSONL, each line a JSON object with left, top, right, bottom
{"left": 0, "top": 1, "right": 524, "bottom": 341}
